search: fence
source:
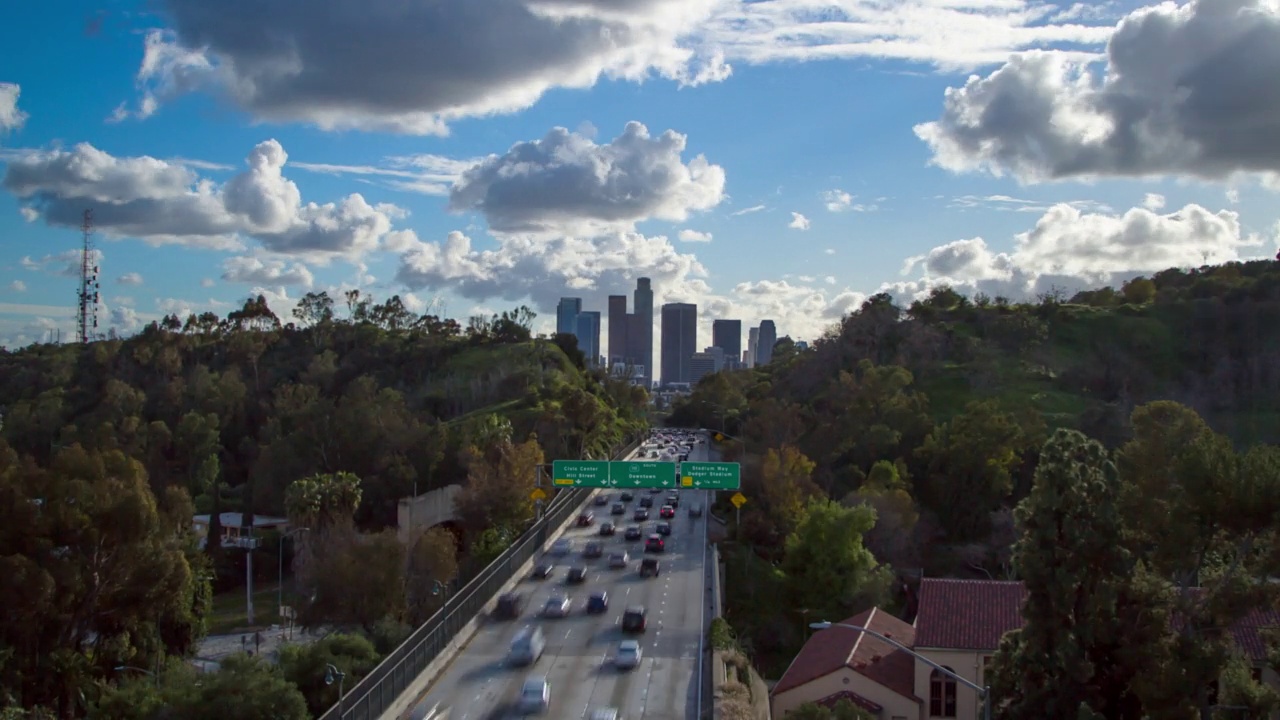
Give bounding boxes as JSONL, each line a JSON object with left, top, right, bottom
{"left": 317, "top": 436, "right": 643, "bottom": 720}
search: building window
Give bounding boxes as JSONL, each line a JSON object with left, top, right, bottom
{"left": 931, "top": 667, "right": 957, "bottom": 718}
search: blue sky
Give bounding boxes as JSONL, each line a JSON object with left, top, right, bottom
{"left": 1, "top": 0, "right": 1278, "bottom": 355}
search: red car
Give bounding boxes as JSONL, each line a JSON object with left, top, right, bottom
{"left": 659, "top": 505, "right": 675, "bottom": 519}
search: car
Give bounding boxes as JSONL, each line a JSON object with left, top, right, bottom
{"left": 665, "top": 495, "right": 680, "bottom": 508}
{"left": 688, "top": 503, "right": 703, "bottom": 518}
{"left": 518, "top": 676, "right": 550, "bottom": 714}
{"left": 656, "top": 521, "right": 672, "bottom": 536}
{"left": 494, "top": 592, "right": 525, "bottom": 620}
{"left": 508, "top": 627, "right": 546, "bottom": 666}
{"left": 615, "top": 640, "right": 643, "bottom": 670}
{"left": 659, "top": 505, "right": 675, "bottom": 519}
{"left": 598, "top": 522, "right": 616, "bottom": 536}
{"left": 633, "top": 508, "right": 650, "bottom": 521}
{"left": 611, "top": 502, "right": 626, "bottom": 516}
{"left": 589, "top": 709, "right": 620, "bottom": 720}
{"left": 583, "top": 541, "right": 604, "bottom": 558}
{"left": 543, "top": 595, "right": 571, "bottom": 618}
{"left": 577, "top": 512, "right": 595, "bottom": 527}
{"left": 566, "top": 566, "right": 588, "bottom": 584}
{"left": 587, "top": 591, "right": 609, "bottom": 614}
{"left": 608, "top": 552, "right": 630, "bottom": 569}
{"left": 622, "top": 606, "right": 647, "bottom": 633}
{"left": 532, "top": 563, "right": 555, "bottom": 580}
{"left": 620, "top": 492, "right": 634, "bottom": 502}
{"left": 644, "top": 534, "right": 665, "bottom": 553}
{"left": 594, "top": 494, "right": 610, "bottom": 506}
{"left": 624, "top": 526, "right": 643, "bottom": 541}
{"left": 638, "top": 496, "right": 654, "bottom": 508}
{"left": 639, "top": 557, "right": 660, "bottom": 578}
{"left": 648, "top": 488, "right": 663, "bottom": 495}
{"left": 551, "top": 538, "right": 573, "bottom": 556}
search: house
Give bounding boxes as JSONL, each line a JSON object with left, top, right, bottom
{"left": 771, "top": 578, "right": 1280, "bottom": 720}
{"left": 192, "top": 512, "right": 290, "bottom": 549}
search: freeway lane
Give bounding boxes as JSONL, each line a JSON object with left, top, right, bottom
{"left": 406, "top": 437, "right": 712, "bottom": 720}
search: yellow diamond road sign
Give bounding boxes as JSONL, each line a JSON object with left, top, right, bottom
{"left": 530, "top": 487, "right": 547, "bottom": 501}
{"left": 714, "top": 432, "right": 724, "bottom": 442}
{"left": 730, "top": 492, "right": 747, "bottom": 508}
{"left": 682, "top": 475, "right": 694, "bottom": 487}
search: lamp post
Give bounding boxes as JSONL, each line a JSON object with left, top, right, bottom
{"left": 810, "top": 621, "right": 992, "bottom": 720}
{"left": 324, "top": 663, "right": 347, "bottom": 714}
{"left": 278, "top": 527, "right": 310, "bottom": 617}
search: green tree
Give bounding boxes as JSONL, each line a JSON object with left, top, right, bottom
{"left": 279, "top": 633, "right": 380, "bottom": 717}
{"left": 453, "top": 437, "right": 544, "bottom": 538}
{"left": 781, "top": 498, "right": 890, "bottom": 620}
{"left": 758, "top": 445, "right": 822, "bottom": 538}
{"left": 846, "top": 460, "right": 920, "bottom": 570}
{"left": 299, "top": 528, "right": 406, "bottom": 631}
{"left": 284, "top": 471, "right": 363, "bottom": 534}
{"left": 406, "top": 526, "right": 459, "bottom": 624}
{"left": 163, "top": 654, "right": 308, "bottom": 720}
{"left": 789, "top": 700, "right": 875, "bottom": 720}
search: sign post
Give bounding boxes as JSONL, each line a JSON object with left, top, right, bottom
{"left": 730, "top": 492, "right": 747, "bottom": 541}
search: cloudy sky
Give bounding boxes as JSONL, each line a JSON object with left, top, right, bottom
{"left": 2, "top": 0, "right": 1279, "bottom": 356}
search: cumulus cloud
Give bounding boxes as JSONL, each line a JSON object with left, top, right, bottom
{"left": 110, "top": 306, "right": 142, "bottom": 332}
{"left": 1142, "top": 193, "right": 1166, "bottom": 211}
{"left": 8, "top": 280, "right": 25, "bottom": 293}
{"left": 2, "top": 139, "right": 400, "bottom": 259}
{"left": 117, "top": 272, "right": 144, "bottom": 286}
{"left": 0, "top": 84, "right": 27, "bottom": 133}
{"left": 221, "top": 256, "right": 314, "bottom": 287}
{"left": 449, "top": 122, "right": 725, "bottom": 234}
{"left": 128, "top": 0, "right": 729, "bottom": 134}
{"left": 895, "top": 202, "right": 1266, "bottom": 301}
{"left": 916, "top": 0, "right": 1280, "bottom": 183}
{"left": 679, "top": 229, "right": 713, "bottom": 243}
{"left": 788, "top": 212, "right": 810, "bottom": 230}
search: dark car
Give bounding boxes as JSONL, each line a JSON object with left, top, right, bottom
{"left": 633, "top": 508, "right": 650, "bottom": 521}
{"left": 608, "top": 552, "right": 629, "bottom": 569}
{"left": 566, "top": 566, "right": 588, "bottom": 584}
{"left": 624, "top": 526, "right": 643, "bottom": 541}
{"left": 620, "top": 492, "right": 634, "bottom": 502}
{"left": 622, "top": 606, "right": 647, "bottom": 633}
{"left": 665, "top": 495, "right": 679, "bottom": 508}
{"left": 688, "top": 503, "right": 703, "bottom": 518}
{"left": 644, "top": 535, "right": 665, "bottom": 554}
{"left": 532, "top": 563, "right": 555, "bottom": 579}
{"left": 611, "top": 502, "right": 626, "bottom": 516}
{"left": 638, "top": 496, "right": 654, "bottom": 508}
{"left": 594, "top": 494, "right": 610, "bottom": 506}
{"left": 639, "top": 557, "right": 660, "bottom": 578}
{"left": 587, "top": 591, "right": 609, "bottom": 614}
{"left": 583, "top": 541, "right": 604, "bottom": 558}
{"left": 599, "top": 522, "right": 616, "bottom": 537}
{"left": 656, "top": 522, "right": 672, "bottom": 536}
{"left": 494, "top": 592, "right": 525, "bottom": 620}
{"left": 577, "top": 512, "right": 595, "bottom": 527}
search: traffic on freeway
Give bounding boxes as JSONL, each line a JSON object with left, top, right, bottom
{"left": 405, "top": 429, "right": 712, "bottom": 720}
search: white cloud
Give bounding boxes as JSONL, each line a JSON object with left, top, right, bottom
{"left": 788, "top": 212, "right": 810, "bottom": 230}
{"left": 201, "top": 277, "right": 216, "bottom": 288}
{"left": 128, "top": 1, "right": 730, "bottom": 135}
{"left": 824, "top": 189, "right": 854, "bottom": 212}
{"left": 916, "top": 0, "right": 1280, "bottom": 183}
{"left": 221, "top": 256, "right": 315, "bottom": 287}
{"left": 1226, "top": 188, "right": 1240, "bottom": 205}
{"left": 731, "top": 204, "right": 765, "bottom": 216}
{"left": 8, "top": 280, "right": 25, "bottom": 293}
{"left": 678, "top": 229, "right": 713, "bottom": 243}
{"left": 0, "top": 84, "right": 27, "bottom": 133}
{"left": 117, "top": 272, "right": 144, "bottom": 286}
{"left": 949, "top": 194, "right": 1113, "bottom": 214}
{"left": 1142, "top": 193, "right": 1165, "bottom": 211}
{"left": 18, "top": 206, "right": 37, "bottom": 222}
{"left": 22, "top": 249, "right": 104, "bottom": 278}
{"left": 824, "top": 248, "right": 836, "bottom": 255}
{"left": 894, "top": 202, "right": 1266, "bottom": 302}
{"left": 290, "top": 153, "right": 480, "bottom": 196}
{"left": 110, "top": 306, "right": 142, "bottom": 332}
{"left": 449, "top": 122, "right": 725, "bottom": 235}
{"left": 2, "top": 139, "right": 401, "bottom": 260}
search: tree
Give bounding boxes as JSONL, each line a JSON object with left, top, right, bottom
{"left": 453, "top": 437, "right": 544, "bottom": 539}
{"left": 845, "top": 460, "right": 920, "bottom": 570}
{"left": 292, "top": 291, "right": 335, "bottom": 327}
{"left": 279, "top": 633, "right": 380, "bottom": 717}
{"left": 162, "top": 654, "right": 309, "bottom": 720}
{"left": 757, "top": 445, "right": 822, "bottom": 539}
{"left": 781, "top": 498, "right": 891, "bottom": 620}
{"left": 298, "top": 528, "right": 407, "bottom": 631}
{"left": 789, "top": 700, "right": 875, "bottom": 720}
{"left": 406, "top": 527, "right": 459, "bottom": 624}
{"left": 989, "top": 429, "right": 1158, "bottom": 719}
{"left": 284, "top": 472, "right": 363, "bottom": 534}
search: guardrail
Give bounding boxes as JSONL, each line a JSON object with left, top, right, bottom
{"left": 316, "top": 437, "right": 643, "bottom": 720}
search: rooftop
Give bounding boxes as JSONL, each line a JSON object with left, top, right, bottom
{"left": 772, "top": 607, "right": 918, "bottom": 700}
{"left": 913, "top": 578, "right": 1026, "bottom": 651}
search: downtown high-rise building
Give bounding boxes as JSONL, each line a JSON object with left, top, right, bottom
{"left": 756, "top": 319, "right": 777, "bottom": 366}
{"left": 556, "top": 297, "right": 582, "bottom": 336}
{"left": 576, "top": 311, "right": 601, "bottom": 367}
{"left": 660, "top": 302, "right": 698, "bottom": 385}
{"left": 630, "top": 278, "right": 653, "bottom": 387}
{"left": 712, "top": 319, "right": 742, "bottom": 369}
{"left": 746, "top": 326, "right": 759, "bottom": 368}
{"left": 607, "top": 295, "right": 629, "bottom": 367}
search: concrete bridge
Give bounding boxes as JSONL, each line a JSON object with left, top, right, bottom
{"left": 397, "top": 484, "right": 462, "bottom": 544}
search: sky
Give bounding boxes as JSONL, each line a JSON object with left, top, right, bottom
{"left": 1, "top": 0, "right": 1279, "bottom": 366}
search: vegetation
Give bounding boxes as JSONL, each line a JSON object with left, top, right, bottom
{"left": 673, "top": 259, "right": 1280, "bottom": 701}
{"left": 0, "top": 292, "right": 646, "bottom": 717}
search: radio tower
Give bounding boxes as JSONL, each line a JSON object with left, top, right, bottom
{"left": 76, "top": 209, "right": 100, "bottom": 344}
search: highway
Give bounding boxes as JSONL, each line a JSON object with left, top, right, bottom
{"left": 405, "top": 433, "right": 713, "bottom": 720}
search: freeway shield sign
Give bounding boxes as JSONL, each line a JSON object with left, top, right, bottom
{"left": 679, "top": 461, "right": 741, "bottom": 490}
{"left": 612, "top": 461, "right": 677, "bottom": 488}
{"left": 551, "top": 460, "right": 611, "bottom": 487}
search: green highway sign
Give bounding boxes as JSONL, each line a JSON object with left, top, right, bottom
{"left": 552, "top": 460, "right": 610, "bottom": 487}
{"left": 612, "top": 461, "right": 677, "bottom": 488}
{"left": 679, "top": 461, "right": 741, "bottom": 490}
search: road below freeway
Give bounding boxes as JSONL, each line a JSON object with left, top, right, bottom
{"left": 404, "top": 438, "right": 713, "bottom": 720}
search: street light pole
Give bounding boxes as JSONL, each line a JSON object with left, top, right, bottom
{"left": 811, "top": 621, "right": 993, "bottom": 720}
{"left": 279, "top": 527, "right": 310, "bottom": 617}
{"left": 325, "top": 663, "right": 347, "bottom": 714}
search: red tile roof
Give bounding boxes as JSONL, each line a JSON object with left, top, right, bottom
{"left": 816, "top": 690, "right": 882, "bottom": 713}
{"left": 913, "top": 578, "right": 1027, "bottom": 651}
{"left": 772, "top": 607, "right": 919, "bottom": 700}
{"left": 1227, "top": 604, "right": 1280, "bottom": 662}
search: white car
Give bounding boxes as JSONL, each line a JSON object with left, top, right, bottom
{"left": 518, "top": 676, "right": 550, "bottom": 714}
{"left": 615, "top": 640, "right": 642, "bottom": 670}
{"left": 543, "top": 595, "right": 571, "bottom": 618}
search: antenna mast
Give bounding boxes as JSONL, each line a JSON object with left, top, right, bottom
{"left": 76, "top": 209, "right": 100, "bottom": 344}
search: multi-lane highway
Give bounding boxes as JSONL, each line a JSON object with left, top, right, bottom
{"left": 405, "top": 433, "right": 713, "bottom": 720}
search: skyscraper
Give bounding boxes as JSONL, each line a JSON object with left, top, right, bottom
{"left": 632, "top": 278, "right": 654, "bottom": 387}
{"left": 576, "top": 311, "right": 601, "bottom": 367}
{"left": 746, "top": 327, "right": 759, "bottom": 368}
{"left": 556, "top": 297, "right": 582, "bottom": 337}
{"left": 756, "top": 319, "right": 777, "bottom": 366}
{"left": 660, "top": 302, "right": 697, "bottom": 385}
{"left": 607, "top": 295, "right": 629, "bottom": 366}
{"left": 712, "top": 319, "right": 742, "bottom": 366}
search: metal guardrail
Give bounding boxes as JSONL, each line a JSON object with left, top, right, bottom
{"left": 317, "top": 437, "right": 643, "bottom": 720}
